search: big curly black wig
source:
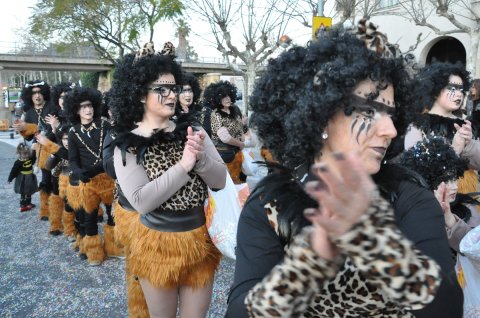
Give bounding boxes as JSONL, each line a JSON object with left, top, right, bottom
{"left": 21, "top": 80, "right": 51, "bottom": 111}
{"left": 399, "top": 137, "right": 468, "bottom": 191}
{"left": 108, "top": 52, "right": 183, "bottom": 133}
{"left": 51, "top": 82, "right": 76, "bottom": 109}
{"left": 412, "top": 61, "right": 471, "bottom": 113}
{"left": 203, "top": 80, "right": 241, "bottom": 119}
{"left": 63, "top": 87, "right": 103, "bottom": 125}
{"left": 249, "top": 28, "right": 411, "bottom": 169}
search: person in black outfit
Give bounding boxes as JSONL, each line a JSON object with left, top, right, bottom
{"left": 13, "top": 80, "right": 58, "bottom": 221}
{"left": 226, "top": 19, "right": 463, "bottom": 318}
{"left": 64, "top": 87, "right": 117, "bottom": 265}
{"left": 8, "top": 142, "right": 38, "bottom": 212}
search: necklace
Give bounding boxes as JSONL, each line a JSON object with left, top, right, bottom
{"left": 81, "top": 122, "right": 97, "bottom": 138}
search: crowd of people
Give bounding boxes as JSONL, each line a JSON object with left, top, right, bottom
{"left": 5, "top": 18, "right": 480, "bottom": 318}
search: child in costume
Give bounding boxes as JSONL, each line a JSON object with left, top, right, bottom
{"left": 13, "top": 80, "right": 58, "bottom": 221}
{"left": 8, "top": 142, "right": 38, "bottom": 212}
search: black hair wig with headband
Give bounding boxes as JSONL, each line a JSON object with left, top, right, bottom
{"left": 249, "top": 19, "right": 411, "bottom": 169}
{"left": 63, "top": 87, "right": 103, "bottom": 125}
{"left": 51, "top": 82, "right": 76, "bottom": 109}
{"left": 109, "top": 42, "right": 183, "bottom": 133}
{"left": 21, "top": 80, "right": 51, "bottom": 112}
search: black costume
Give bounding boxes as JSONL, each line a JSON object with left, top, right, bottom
{"left": 8, "top": 155, "right": 38, "bottom": 208}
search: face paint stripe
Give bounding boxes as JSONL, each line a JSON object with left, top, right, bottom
{"left": 356, "top": 117, "right": 366, "bottom": 143}
{"left": 350, "top": 115, "right": 359, "bottom": 134}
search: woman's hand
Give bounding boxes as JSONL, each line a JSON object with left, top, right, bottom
{"left": 179, "top": 127, "right": 202, "bottom": 171}
{"left": 35, "top": 133, "right": 47, "bottom": 145}
{"left": 12, "top": 119, "right": 26, "bottom": 132}
{"left": 187, "top": 128, "right": 205, "bottom": 161}
{"left": 45, "top": 114, "right": 60, "bottom": 132}
{"left": 304, "top": 152, "right": 376, "bottom": 255}
{"left": 452, "top": 120, "right": 472, "bottom": 154}
{"left": 434, "top": 182, "right": 456, "bottom": 228}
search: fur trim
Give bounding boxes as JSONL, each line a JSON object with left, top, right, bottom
{"left": 20, "top": 123, "right": 38, "bottom": 139}
{"left": 226, "top": 150, "right": 244, "bottom": 184}
{"left": 80, "top": 173, "right": 114, "bottom": 212}
{"left": 36, "top": 146, "right": 52, "bottom": 169}
{"left": 104, "top": 224, "right": 124, "bottom": 257}
{"left": 412, "top": 113, "right": 465, "bottom": 142}
{"left": 62, "top": 210, "right": 77, "bottom": 238}
{"left": 126, "top": 252, "right": 149, "bottom": 318}
{"left": 39, "top": 190, "right": 50, "bottom": 219}
{"left": 58, "top": 174, "right": 69, "bottom": 199}
{"left": 129, "top": 223, "right": 220, "bottom": 289}
{"left": 74, "top": 234, "right": 85, "bottom": 254}
{"left": 83, "top": 234, "right": 105, "bottom": 264}
{"left": 41, "top": 139, "right": 60, "bottom": 155}
{"left": 260, "top": 148, "right": 276, "bottom": 163}
{"left": 113, "top": 113, "right": 196, "bottom": 166}
{"left": 66, "top": 184, "right": 82, "bottom": 211}
{"left": 48, "top": 194, "right": 64, "bottom": 233}
{"left": 458, "top": 169, "right": 478, "bottom": 194}
{"left": 114, "top": 202, "right": 140, "bottom": 248}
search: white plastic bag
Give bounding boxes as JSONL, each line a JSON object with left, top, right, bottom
{"left": 456, "top": 225, "right": 480, "bottom": 317}
{"left": 205, "top": 173, "right": 249, "bottom": 259}
{"left": 241, "top": 148, "right": 268, "bottom": 190}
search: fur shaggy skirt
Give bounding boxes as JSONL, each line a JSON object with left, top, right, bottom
{"left": 129, "top": 222, "right": 221, "bottom": 289}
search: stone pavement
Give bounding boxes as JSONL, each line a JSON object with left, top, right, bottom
{"left": 0, "top": 132, "right": 235, "bottom": 318}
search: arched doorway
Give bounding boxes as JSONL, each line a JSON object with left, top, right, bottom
{"left": 426, "top": 37, "right": 466, "bottom": 65}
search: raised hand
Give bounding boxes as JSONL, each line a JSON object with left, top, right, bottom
{"left": 452, "top": 120, "right": 472, "bottom": 154}
{"left": 434, "top": 181, "right": 456, "bottom": 228}
{"left": 304, "top": 152, "right": 376, "bottom": 252}
{"left": 35, "top": 133, "right": 48, "bottom": 145}
{"left": 179, "top": 126, "right": 200, "bottom": 172}
{"left": 12, "top": 119, "right": 26, "bottom": 132}
{"left": 45, "top": 114, "right": 60, "bottom": 131}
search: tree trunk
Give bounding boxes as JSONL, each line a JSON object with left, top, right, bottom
{"left": 243, "top": 63, "right": 257, "bottom": 116}
{"left": 468, "top": 30, "right": 479, "bottom": 77}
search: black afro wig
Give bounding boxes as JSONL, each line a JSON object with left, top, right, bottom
{"left": 21, "top": 80, "right": 51, "bottom": 111}
{"left": 249, "top": 30, "right": 411, "bottom": 168}
{"left": 51, "top": 82, "right": 76, "bottom": 109}
{"left": 63, "top": 87, "right": 103, "bottom": 125}
{"left": 108, "top": 52, "right": 183, "bottom": 133}
{"left": 399, "top": 136, "right": 468, "bottom": 190}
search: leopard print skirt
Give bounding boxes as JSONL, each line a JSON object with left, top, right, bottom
{"left": 129, "top": 221, "right": 221, "bottom": 289}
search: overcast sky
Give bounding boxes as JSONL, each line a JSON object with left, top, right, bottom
{"left": 0, "top": 1, "right": 312, "bottom": 59}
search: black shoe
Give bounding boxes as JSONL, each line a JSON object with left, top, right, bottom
{"left": 50, "top": 230, "right": 62, "bottom": 236}
{"left": 40, "top": 216, "right": 48, "bottom": 221}
{"left": 79, "top": 253, "right": 87, "bottom": 260}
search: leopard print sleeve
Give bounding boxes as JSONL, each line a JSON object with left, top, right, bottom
{"left": 245, "top": 191, "right": 441, "bottom": 317}
{"left": 332, "top": 191, "right": 441, "bottom": 310}
{"left": 210, "top": 111, "right": 222, "bottom": 143}
{"left": 245, "top": 226, "right": 344, "bottom": 317}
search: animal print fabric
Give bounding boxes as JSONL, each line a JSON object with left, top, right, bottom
{"left": 211, "top": 110, "right": 244, "bottom": 144}
{"left": 142, "top": 141, "right": 208, "bottom": 211}
{"left": 246, "top": 191, "right": 441, "bottom": 317}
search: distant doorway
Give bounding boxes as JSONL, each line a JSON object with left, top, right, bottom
{"left": 426, "top": 37, "right": 466, "bottom": 65}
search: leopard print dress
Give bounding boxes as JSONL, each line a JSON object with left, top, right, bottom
{"left": 128, "top": 140, "right": 221, "bottom": 288}
{"left": 210, "top": 109, "right": 244, "bottom": 145}
{"left": 245, "top": 192, "right": 441, "bottom": 317}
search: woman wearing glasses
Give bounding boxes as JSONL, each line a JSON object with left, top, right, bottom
{"left": 109, "top": 42, "right": 226, "bottom": 318}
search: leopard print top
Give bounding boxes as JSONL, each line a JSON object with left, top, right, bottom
{"left": 245, "top": 192, "right": 441, "bottom": 317}
{"left": 211, "top": 109, "right": 244, "bottom": 144}
{"left": 142, "top": 141, "right": 208, "bottom": 210}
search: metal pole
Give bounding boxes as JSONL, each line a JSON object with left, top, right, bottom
{"left": 317, "top": 0, "right": 324, "bottom": 16}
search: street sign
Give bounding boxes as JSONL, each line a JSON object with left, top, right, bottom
{"left": 312, "top": 16, "right": 333, "bottom": 39}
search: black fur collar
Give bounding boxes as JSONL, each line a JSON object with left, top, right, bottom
{"left": 214, "top": 105, "right": 242, "bottom": 120}
{"left": 412, "top": 113, "right": 465, "bottom": 141}
{"left": 113, "top": 114, "right": 197, "bottom": 166}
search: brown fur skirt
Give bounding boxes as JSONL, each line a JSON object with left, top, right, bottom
{"left": 58, "top": 174, "right": 69, "bottom": 199}
{"left": 129, "top": 221, "right": 221, "bottom": 289}
{"left": 114, "top": 202, "right": 140, "bottom": 248}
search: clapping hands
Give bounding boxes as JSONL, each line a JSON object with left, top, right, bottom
{"left": 179, "top": 127, "right": 205, "bottom": 172}
{"left": 452, "top": 120, "right": 473, "bottom": 154}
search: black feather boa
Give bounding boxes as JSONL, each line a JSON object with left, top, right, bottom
{"left": 412, "top": 113, "right": 465, "bottom": 141}
{"left": 112, "top": 113, "right": 199, "bottom": 166}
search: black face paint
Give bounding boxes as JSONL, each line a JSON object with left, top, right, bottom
{"left": 349, "top": 94, "right": 396, "bottom": 143}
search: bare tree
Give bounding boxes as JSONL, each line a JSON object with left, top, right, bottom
{"left": 188, "top": 0, "right": 296, "bottom": 114}
{"left": 396, "top": 0, "right": 480, "bottom": 74}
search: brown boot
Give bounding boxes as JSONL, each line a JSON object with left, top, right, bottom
{"left": 103, "top": 224, "right": 125, "bottom": 259}
{"left": 39, "top": 190, "right": 50, "bottom": 220}
{"left": 83, "top": 234, "right": 105, "bottom": 266}
{"left": 48, "top": 194, "right": 64, "bottom": 235}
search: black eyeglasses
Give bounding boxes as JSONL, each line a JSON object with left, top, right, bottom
{"left": 148, "top": 85, "right": 182, "bottom": 97}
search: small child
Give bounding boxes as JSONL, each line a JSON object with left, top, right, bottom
{"left": 8, "top": 142, "right": 39, "bottom": 212}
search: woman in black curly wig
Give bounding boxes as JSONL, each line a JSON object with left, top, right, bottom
{"left": 175, "top": 72, "right": 201, "bottom": 115}
{"left": 63, "top": 86, "right": 118, "bottom": 266}
{"left": 207, "top": 80, "right": 245, "bottom": 183}
{"left": 227, "top": 19, "right": 462, "bottom": 318}
{"left": 109, "top": 42, "right": 225, "bottom": 318}
{"left": 404, "top": 62, "right": 480, "bottom": 197}
{"left": 399, "top": 137, "right": 479, "bottom": 253}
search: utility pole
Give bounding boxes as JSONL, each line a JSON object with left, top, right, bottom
{"left": 317, "top": 0, "right": 324, "bottom": 16}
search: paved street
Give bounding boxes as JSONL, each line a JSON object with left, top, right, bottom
{"left": 0, "top": 132, "right": 235, "bottom": 318}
